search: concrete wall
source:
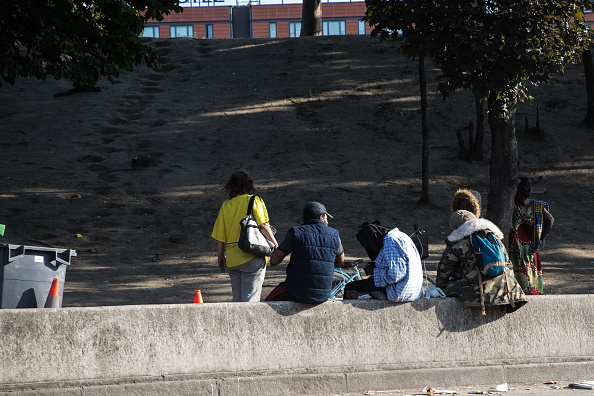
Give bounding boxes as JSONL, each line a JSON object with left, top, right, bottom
{"left": 1, "top": 295, "right": 593, "bottom": 395}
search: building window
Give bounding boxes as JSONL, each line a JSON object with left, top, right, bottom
{"left": 170, "top": 25, "right": 193, "bottom": 38}
{"left": 206, "top": 24, "right": 214, "bottom": 39}
{"left": 269, "top": 22, "right": 277, "bottom": 38}
{"left": 289, "top": 22, "right": 301, "bottom": 37}
{"left": 142, "top": 26, "right": 160, "bottom": 38}
{"left": 323, "top": 20, "right": 346, "bottom": 36}
{"left": 358, "top": 21, "right": 366, "bottom": 35}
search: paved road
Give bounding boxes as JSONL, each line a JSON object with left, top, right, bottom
{"left": 327, "top": 382, "right": 594, "bottom": 396}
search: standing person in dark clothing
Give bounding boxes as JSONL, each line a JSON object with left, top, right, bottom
{"left": 265, "top": 202, "right": 345, "bottom": 303}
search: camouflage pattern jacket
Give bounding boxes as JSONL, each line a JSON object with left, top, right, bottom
{"left": 436, "top": 218, "right": 527, "bottom": 307}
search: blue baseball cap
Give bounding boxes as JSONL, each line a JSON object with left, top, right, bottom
{"left": 303, "top": 202, "right": 333, "bottom": 220}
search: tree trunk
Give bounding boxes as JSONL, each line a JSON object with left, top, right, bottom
{"left": 471, "top": 95, "right": 484, "bottom": 160}
{"left": 300, "top": 0, "right": 322, "bottom": 36}
{"left": 418, "top": 54, "right": 430, "bottom": 206}
{"left": 486, "top": 92, "right": 519, "bottom": 234}
{"left": 583, "top": 48, "right": 594, "bottom": 129}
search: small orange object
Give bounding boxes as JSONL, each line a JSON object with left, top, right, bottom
{"left": 44, "top": 278, "right": 60, "bottom": 308}
{"left": 193, "top": 290, "right": 203, "bottom": 304}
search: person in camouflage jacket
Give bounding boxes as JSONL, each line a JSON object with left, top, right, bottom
{"left": 437, "top": 210, "right": 527, "bottom": 310}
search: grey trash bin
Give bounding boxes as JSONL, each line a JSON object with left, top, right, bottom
{"left": 0, "top": 244, "right": 77, "bottom": 308}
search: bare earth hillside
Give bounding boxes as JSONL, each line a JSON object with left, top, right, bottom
{"left": 0, "top": 36, "right": 592, "bottom": 306}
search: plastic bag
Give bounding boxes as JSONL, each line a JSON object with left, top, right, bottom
{"left": 425, "top": 283, "right": 446, "bottom": 299}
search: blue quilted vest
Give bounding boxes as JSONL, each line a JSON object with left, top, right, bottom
{"left": 284, "top": 219, "right": 340, "bottom": 303}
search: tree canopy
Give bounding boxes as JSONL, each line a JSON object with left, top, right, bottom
{"left": 364, "top": 0, "right": 593, "bottom": 229}
{"left": 0, "top": 0, "right": 182, "bottom": 87}
{"left": 365, "top": 0, "right": 593, "bottom": 108}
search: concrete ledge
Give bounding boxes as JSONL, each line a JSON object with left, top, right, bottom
{"left": 1, "top": 295, "right": 593, "bottom": 395}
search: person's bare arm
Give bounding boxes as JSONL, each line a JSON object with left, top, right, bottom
{"left": 269, "top": 248, "right": 288, "bottom": 266}
{"left": 334, "top": 252, "right": 345, "bottom": 268}
{"left": 541, "top": 208, "right": 555, "bottom": 242}
{"left": 216, "top": 240, "right": 226, "bottom": 273}
{"left": 258, "top": 222, "right": 278, "bottom": 248}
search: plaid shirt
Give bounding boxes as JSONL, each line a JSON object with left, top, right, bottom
{"left": 374, "top": 228, "right": 423, "bottom": 302}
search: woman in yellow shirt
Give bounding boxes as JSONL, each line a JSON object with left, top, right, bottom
{"left": 212, "top": 171, "right": 278, "bottom": 302}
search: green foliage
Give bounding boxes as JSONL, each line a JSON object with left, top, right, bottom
{"left": 0, "top": 0, "right": 182, "bottom": 87}
{"left": 364, "top": 0, "right": 448, "bottom": 58}
{"left": 363, "top": 0, "right": 594, "bottom": 116}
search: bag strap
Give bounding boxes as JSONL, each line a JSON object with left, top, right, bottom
{"left": 246, "top": 195, "right": 257, "bottom": 217}
{"left": 504, "top": 268, "right": 516, "bottom": 309}
{"left": 467, "top": 232, "right": 477, "bottom": 265}
{"left": 477, "top": 270, "right": 486, "bottom": 316}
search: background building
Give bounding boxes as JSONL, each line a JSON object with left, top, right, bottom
{"left": 144, "top": 0, "right": 370, "bottom": 39}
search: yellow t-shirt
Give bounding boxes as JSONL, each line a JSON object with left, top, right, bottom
{"left": 211, "top": 194, "right": 270, "bottom": 267}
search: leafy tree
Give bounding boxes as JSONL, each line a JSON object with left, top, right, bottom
{"left": 365, "top": 0, "right": 592, "bottom": 230}
{"left": 432, "top": 0, "right": 592, "bottom": 230}
{"left": 301, "top": 0, "right": 323, "bottom": 36}
{"left": 0, "top": 0, "right": 182, "bottom": 88}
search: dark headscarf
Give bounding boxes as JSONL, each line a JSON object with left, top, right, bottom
{"left": 517, "top": 177, "right": 531, "bottom": 198}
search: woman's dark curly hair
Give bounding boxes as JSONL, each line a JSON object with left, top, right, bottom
{"left": 450, "top": 189, "right": 481, "bottom": 218}
{"left": 222, "top": 170, "right": 256, "bottom": 198}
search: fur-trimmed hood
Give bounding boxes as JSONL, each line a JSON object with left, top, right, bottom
{"left": 447, "top": 218, "right": 504, "bottom": 243}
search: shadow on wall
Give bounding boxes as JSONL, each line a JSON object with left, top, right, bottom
{"left": 263, "top": 300, "right": 324, "bottom": 317}
{"left": 264, "top": 297, "right": 514, "bottom": 332}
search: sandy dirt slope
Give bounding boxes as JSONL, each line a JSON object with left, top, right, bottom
{"left": 0, "top": 36, "right": 592, "bottom": 306}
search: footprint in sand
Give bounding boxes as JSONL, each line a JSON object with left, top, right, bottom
{"left": 100, "top": 146, "right": 125, "bottom": 154}
{"left": 132, "top": 207, "right": 157, "bottom": 216}
{"left": 90, "top": 210, "right": 111, "bottom": 218}
{"left": 108, "top": 117, "right": 127, "bottom": 125}
{"left": 160, "top": 64, "right": 177, "bottom": 72}
{"left": 144, "top": 74, "right": 166, "bottom": 82}
{"left": 154, "top": 41, "right": 172, "bottom": 48}
{"left": 140, "top": 80, "right": 160, "bottom": 87}
{"left": 123, "top": 113, "right": 143, "bottom": 121}
{"left": 98, "top": 171, "right": 119, "bottom": 183}
{"left": 150, "top": 120, "right": 166, "bottom": 127}
{"left": 99, "top": 126, "right": 126, "bottom": 136}
{"left": 156, "top": 46, "right": 172, "bottom": 54}
{"left": 90, "top": 186, "right": 118, "bottom": 195}
{"left": 66, "top": 217, "right": 90, "bottom": 226}
{"left": 140, "top": 87, "right": 164, "bottom": 94}
{"left": 76, "top": 154, "right": 106, "bottom": 164}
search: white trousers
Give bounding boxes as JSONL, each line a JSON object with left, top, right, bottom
{"left": 226, "top": 256, "right": 267, "bottom": 302}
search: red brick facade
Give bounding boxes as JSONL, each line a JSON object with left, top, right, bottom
{"left": 146, "top": 2, "right": 370, "bottom": 39}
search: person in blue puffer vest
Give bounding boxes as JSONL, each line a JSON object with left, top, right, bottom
{"left": 265, "top": 202, "right": 345, "bottom": 303}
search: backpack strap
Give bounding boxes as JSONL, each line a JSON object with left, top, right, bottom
{"left": 468, "top": 233, "right": 478, "bottom": 265}
{"left": 476, "top": 270, "right": 486, "bottom": 316}
{"left": 504, "top": 268, "right": 516, "bottom": 309}
{"left": 470, "top": 231, "right": 486, "bottom": 315}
